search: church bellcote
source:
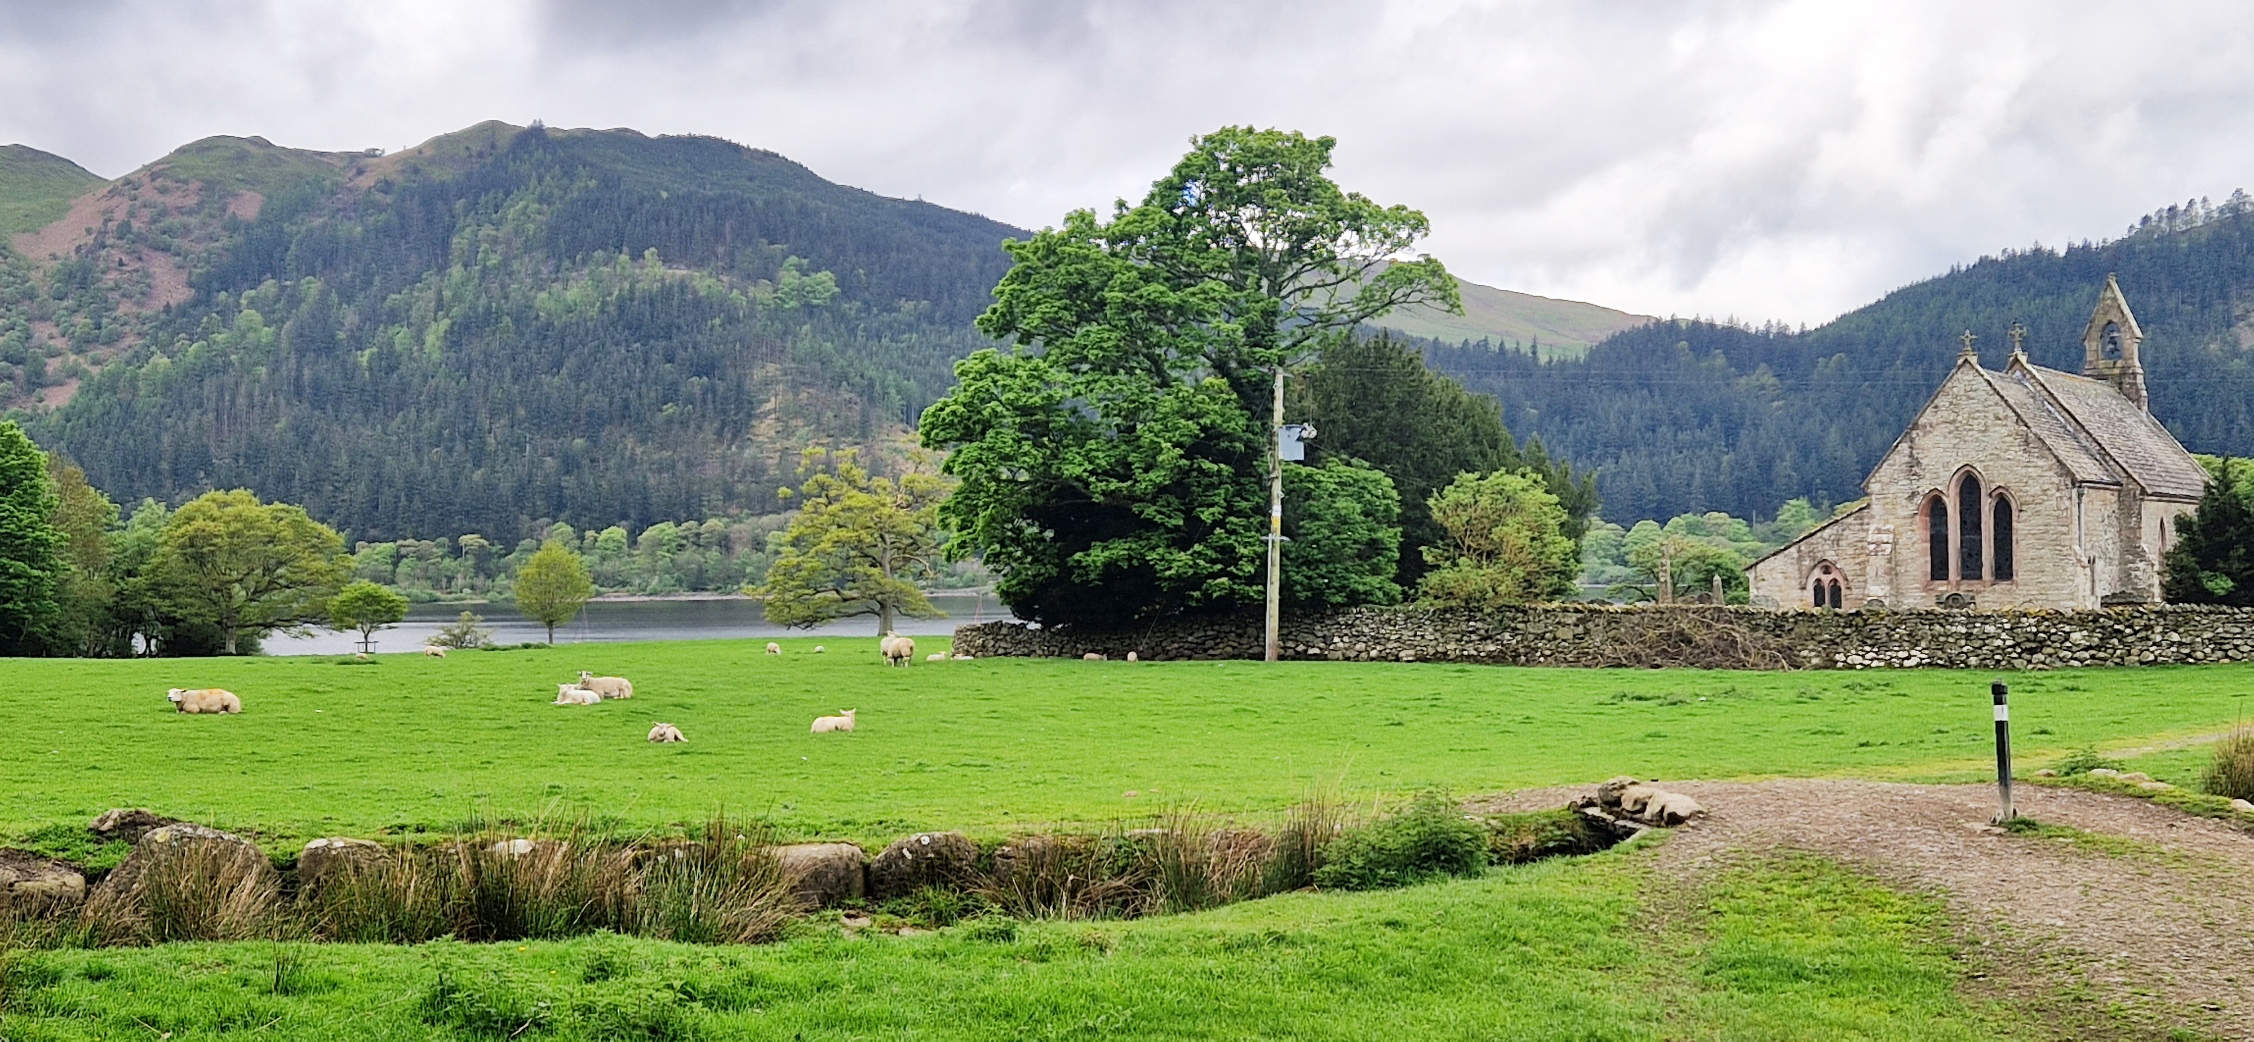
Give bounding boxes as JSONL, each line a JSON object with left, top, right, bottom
{"left": 2081, "top": 273, "right": 2149, "bottom": 410}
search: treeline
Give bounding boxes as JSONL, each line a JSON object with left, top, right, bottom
{"left": 1426, "top": 199, "right": 2254, "bottom": 521}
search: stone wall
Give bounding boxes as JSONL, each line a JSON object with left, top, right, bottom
{"left": 952, "top": 604, "right": 2254, "bottom": 670}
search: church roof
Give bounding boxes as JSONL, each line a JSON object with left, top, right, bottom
{"left": 2016, "top": 362, "right": 2210, "bottom": 501}
{"left": 1976, "top": 366, "right": 2118, "bottom": 489}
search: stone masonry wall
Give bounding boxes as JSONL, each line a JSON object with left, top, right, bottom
{"left": 953, "top": 604, "right": 2254, "bottom": 671}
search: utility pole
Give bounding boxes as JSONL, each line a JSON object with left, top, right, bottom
{"left": 1264, "top": 364, "right": 1284, "bottom": 663}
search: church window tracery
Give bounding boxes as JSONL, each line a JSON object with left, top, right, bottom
{"left": 1957, "top": 474, "right": 1984, "bottom": 580}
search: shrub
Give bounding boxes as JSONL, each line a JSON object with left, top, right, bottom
{"left": 1313, "top": 791, "right": 1488, "bottom": 891}
{"left": 1484, "top": 809, "right": 1615, "bottom": 863}
{"left": 2053, "top": 746, "right": 2124, "bottom": 777}
{"left": 2201, "top": 724, "right": 2254, "bottom": 801}
{"left": 419, "top": 963, "right": 554, "bottom": 1038}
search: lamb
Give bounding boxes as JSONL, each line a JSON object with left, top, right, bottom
{"left": 423, "top": 645, "right": 447, "bottom": 658}
{"left": 553, "top": 684, "right": 601, "bottom": 706}
{"left": 766, "top": 642, "right": 782, "bottom": 655}
{"left": 576, "top": 671, "right": 633, "bottom": 699}
{"left": 926, "top": 652, "right": 946, "bottom": 661}
{"left": 880, "top": 633, "right": 914, "bottom": 667}
{"left": 950, "top": 653, "right": 974, "bottom": 661}
{"left": 1083, "top": 652, "right": 1105, "bottom": 662}
{"left": 647, "top": 722, "right": 686, "bottom": 743}
{"left": 1126, "top": 651, "right": 1139, "bottom": 663}
{"left": 167, "top": 688, "right": 241, "bottom": 714}
{"left": 810, "top": 709, "right": 857, "bottom": 733}
{"left": 812, "top": 645, "right": 825, "bottom": 654}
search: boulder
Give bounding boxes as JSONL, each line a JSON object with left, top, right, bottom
{"left": 1640, "top": 792, "right": 1706, "bottom": 826}
{"left": 867, "top": 831, "right": 978, "bottom": 900}
{"left": 2136, "top": 780, "right": 2176, "bottom": 793}
{"left": 1594, "top": 776, "right": 1642, "bottom": 811}
{"left": 89, "top": 807, "right": 180, "bottom": 844}
{"left": 774, "top": 843, "right": 866, "bottom": 907}
{"left": 87, "top": 823, "right": 281, "bottom": 940}
{"left": 2231, "top": 799, "right": 2254, "bottom": 814}
{"left": 0, "top": 849, "right": 86, "bottom": 915}
{"left": 297, "top": 837, "right": 388, "bottom": 898}
{"left": 1616, "top": 784, "right": 1663, "bottom": 816}
{"left": 2086, "top": 768, "right": 2121, "bottom": 779}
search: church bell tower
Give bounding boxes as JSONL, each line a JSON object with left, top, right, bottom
{"left": 2082, "top": 273, "right": 2149, "bottom": 411}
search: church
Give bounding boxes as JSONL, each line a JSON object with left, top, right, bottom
{"left": 1747, "top": 277, "right": 2210, "bottom": 611}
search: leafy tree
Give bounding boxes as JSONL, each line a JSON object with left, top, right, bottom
{"left": 45, "top": 455, "right": 117, "bottom": 656}
{"left": 1282, "top": 459, "right": 1402, "bottom": 609}
{"left": 515, "top": 539, "right": 595, "bottom": 644}
{"left": 1624, "top": 534, "right": 1749, "bottom": 604}
{"left": 0, "top": 420, "right": 63, "bottom": 654}
{"left": 1416, "top": 471, "right": 1578, "bottom": 609}
{"left": 153, "top": 489, "right": 348, "bottom": 654}
{"left": 753, "top": 448, "right": 950, "bottom": 635}
{"left": 2163, "top": 459, "right": 2254, "bottom": 606}
{"left": 923, "top": 127, "right": 1455, "bottom": 627}
{"left": 430, "top": 610, "right": 494, "bottom": 650}
{"left": 1302, "top": 331, "right": 1594, "bottom": 583}
{"left": 329, "top": 579, "right": 410, "bottom": 652}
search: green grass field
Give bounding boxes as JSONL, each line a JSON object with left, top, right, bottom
{"left": 5, "top": 639, "right": 2251, "bottom": 850}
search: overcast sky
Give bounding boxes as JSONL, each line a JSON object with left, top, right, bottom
{"left": 4, "top": 0, "right": 2250, "bottom": 325}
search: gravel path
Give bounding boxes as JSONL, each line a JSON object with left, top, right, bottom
{"left": 1471, "top": 779, "right": 2254, "bottom": 1037}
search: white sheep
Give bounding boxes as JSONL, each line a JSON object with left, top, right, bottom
{"left": 577, "top": 671, "right": 633, "bottom": 699}
{"left": 811, "top": 709, "right": 857, "bottom": 733}
{"left": 951, "top": 653, "right": 974, "bottom": 661}
{"left": 1083, "top": 652, "right": 1105, "bottom": 662}
{"left": 423, "top": 645, "right": 447, "bottom": 658}
{"left": 926, "top": 652, "right": 946, "bottom": 662}
{"left": 553, "top": 684, "right": 601, "bottom": 706}
{"left": 766, "top": 642, "right": 782, "bottom": 655}
{"left": 648, "top": 722, "right": 686, "bottom": 743}
{"left": 812, "top": 645, "right": 825, "bottom": 654}
{"left": 1126, "top": 651, "right": 1139, "bottom": 662}
{"left": 167, "top": 688, "right": 241, "bottom": 714}
{"left": 880, "top": 633, "right": 915, "bottom": 667}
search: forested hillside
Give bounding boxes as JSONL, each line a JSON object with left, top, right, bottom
{"left": 9, "top": 122, "right": 1023, "bottom": 539}
{"left": 1428, "top": 197, "right": 2254, "bottom": 522}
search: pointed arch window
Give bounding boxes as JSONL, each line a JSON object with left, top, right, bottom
{"left": 1810, "top": 563, "right": 1846, "bottom": 610}
{"left": 1957, "top": 474, "right": 1984, "bottom": 580}
{"left": 1827, "top": 579, "right": 1843, "bottom": 610}
{"left": 1992, "top": 496, "right": 2015, "bottom": 582}
{"left": 1926, "top": 494, "right": 1949, "bottom": 581}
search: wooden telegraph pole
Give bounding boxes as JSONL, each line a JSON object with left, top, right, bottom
{"left": 1264, "top": 364, "right": 1284, "bottom": 663}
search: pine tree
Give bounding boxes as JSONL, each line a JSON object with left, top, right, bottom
{"left": 2163, "top": 460, "right": 2254, "bottom": 606}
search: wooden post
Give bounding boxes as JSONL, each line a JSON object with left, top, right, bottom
{"left": 1992, "top": 679, "right": 2014, "bottom": 823}
{"left": 1264, "top": 364, "right": 1284, "bottom": 663}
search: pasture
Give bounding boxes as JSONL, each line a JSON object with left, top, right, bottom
{"left": 3, "top": 638, "right": 2250, "bottom": 849}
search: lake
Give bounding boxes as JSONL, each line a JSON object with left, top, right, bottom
{"left": 272, "top": 593, "right": 1014, "bottom": 656}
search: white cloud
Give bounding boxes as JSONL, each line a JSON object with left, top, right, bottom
{"left": 4, "top": 0, "right": 2253, "bottom": 324}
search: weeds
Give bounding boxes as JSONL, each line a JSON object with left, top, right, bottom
{"left": 2053, "top": 746, "right": 2125, "bottom": 776}
{"left": 630, "top": 817, "right": 796, "bottom": 944}
{"left": 2200, "top": 723, "right": 2254, "bottom": 801}
{"left": 1313, "top": 790, "right": 1488, "bottom": 891}
{"left": 79, "top": 832, "right": 282, "bottom": 945}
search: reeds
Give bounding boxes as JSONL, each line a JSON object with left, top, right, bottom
{"left": 2202, "top": 722, "right": 2254, "bottom": 801}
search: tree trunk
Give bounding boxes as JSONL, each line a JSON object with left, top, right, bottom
{"left": 545, "top": 621, "right": 556, "bottom": 645}
{"left": 877, "top": 601, "right": 895, "bottom": 636}
{"left": 222, "top": 611, "right": 238, "bottom": 655}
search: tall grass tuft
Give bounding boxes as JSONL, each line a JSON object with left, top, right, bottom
{"left": 447, "top": 826, "right": 631, "bottom": 942}
{"left": 1150, "top": 809, "right": 1273, "bottom": 913}
{"left": 2201, "top": 723, "right": 2254, "bottom": 801}
{"left": 630, "top": 816, "right": 796, "bottom": 944}
{"left": 982, "top": 832, "right": 1152, "bottom": 920}
{"left": 79, "top": 836, "right": 283, "bottom": 944}
{"left": 1262, "top": 792, "right": 1346, "bottom": 895}
{"left": 296, "top": 847, "right": 458, "bottom": 944}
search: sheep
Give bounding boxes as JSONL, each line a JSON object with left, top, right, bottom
{"left": 1126, "top": 651, "right": 1139, "bottom": 663}
{"left": 1083, "top": 652, "right": 1105, "bottom": 662}
{"left": 810, "top": 709, "right": 857, "bottom": 733}
{"left": 553, "top": 684, "right": 601, "bottom": 706}
{"left": 926, "top": 652, "right": 946, "bottom": 662}
{"left": 766, "top": 642, "right": 782, "bottom": 655}
{"left": 812, "top": 645, "right": 825, "bottom": 654}
{"left": 167, "top": 688, "right": 241, "bottom": 714}
{"left": 950, "top": 653, "right": 973, "bottom": 661}
{"left": 576, "top": 671, "right": 633, "bottom": 699}
{"left": 423, "top": 645, "right": 447, "bottom": 658}
{"left": 880, "top": 633, "right": 915, "bottom": 667}
{"left": 648, "top": 722, "right": 686, "bottom": 743}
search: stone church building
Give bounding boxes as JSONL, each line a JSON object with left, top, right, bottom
{"left": 1748, "top": 277, "right": 2209, "bottom": 611}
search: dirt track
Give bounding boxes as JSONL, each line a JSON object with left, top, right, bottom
{"left": 1474, "top": 779, "right": 2254, "bottom": 1038}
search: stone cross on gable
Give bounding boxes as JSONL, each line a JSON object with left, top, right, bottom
{"left": 2007, "top": 320, "right": 2027, "bottom": 357}
{"left": 1958, "top": 330, "right": 1978, "bottom": 358}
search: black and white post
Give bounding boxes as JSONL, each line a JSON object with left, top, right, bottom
{"left": 1991, "top": 679, "right": 2015, "bottom": 823}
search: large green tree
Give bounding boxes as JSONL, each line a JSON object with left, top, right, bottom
{"left": 921, "top": 127, "right": 1456, "bottom": 627}
{"left": 1281, "top": 459, "right": 1403, "bottom": 609}
{"left": 2163, "top": 459, "right": 2254, "bottom": 606}
{"left": 0, "top": 420, "right": 63, "bottom": 654}
{"left": 1301, "top": 331, "right": 1595, "bottom": 584}
{"left": 752, "top": 447, "right": 951, "bottom": 635}
{"left": 515, "top": 539, "right": 595, "bottom": 645}
{"left": 153, "top": 490, "right": 348, "bottom": 654}
{"left": 45, "top": 457, "right": 120, "bottom": 657}
{"left": 1416, "top": 471, "right": 1579, "bottom": 609}
{"left": 329, "top": 579, "right": 411, "bottom": 652}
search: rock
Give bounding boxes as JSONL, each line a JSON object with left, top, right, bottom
{"left": 0, "top": 849, "right": 86, "bottom": 915}
{"left": 2230, "top": 799, "right": 2254, "bottom": 814}
{"left": 773, "top": 842, "right": 865, "bottom": 907}
{"left": 1641, "top": 792, "right": 1706, "bottom": 826}
{"left": 866, "top": 831, "right": 978, "bottom": 900}
{"left": 2033, "top": 768, "right": 2058, "bottom": 778}
{"left": 2087, "top": 768, "right": 2121, "bottom": 779}
{"left": 89, "top": 807, "right": 180, "bottom": 844}
{"left": 297, "top": 837, "right": 387, "bottom": 898}
{"left": 88, "top": 823, "right": 280, "bottom": 930}
{"left": 1594, "top": 776, "right": 1641, "bottom": 810}
{"left": 2136, "top": 780, "right": 2176, "bottom": 793}
{"left": 2119, "top": 772, "right": 2154, "bottom": 784}
{"left": 1616, "top": 784, "right": 1663, "bottom": 816}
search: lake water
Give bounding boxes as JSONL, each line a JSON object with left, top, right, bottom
{"left": 272, "top": 593, "right": 1015, "bottom": 656}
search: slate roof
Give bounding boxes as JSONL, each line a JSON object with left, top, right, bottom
{"left": 1977, "top": 366, "right": 2118, "bottom": 489}
{"left": 2015, "top": 361, "right": 2210, "bottom": 501}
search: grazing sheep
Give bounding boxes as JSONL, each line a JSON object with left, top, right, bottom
{"left": 423, "top": 645, "right": 447, "bottom": 658}
{"left": 1126, "top": 651, "right": 1139, "bottom": 663}
{"left": 812, "top": 645, "right": 825, "bottom": 654}
{"left": 766, "top": 642, "right": 782, "bottom": 655}
{"left": 926, "top": 652, "right": 946, "bottom": 661}
{"left": 880, "top": 633, "right": 914, "bottom": 667}
{"left": 1083, "top": 652, "right": 1105, "bottom": 662}
{"left": 648, "top": 722, "right": 686, "bottom": 743}
{"left": 576, "top": 671, "right": 633, "bottom": 699}
{"left": 811, "top": 709, "right": 857, "bottom": 734}
{"left": 553, "top": 684, "right": 601, "bottom": 706}
{"left": 166, "top": 688, "right": 241, "bottom": 714}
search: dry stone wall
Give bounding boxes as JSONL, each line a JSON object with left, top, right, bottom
{"left": 952, "top": 604, "right": 2254, "bottom": 670}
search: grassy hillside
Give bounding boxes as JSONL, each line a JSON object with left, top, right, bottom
{"left": 1373, "top": 274, "right": 1650, "bottom": 357}
{"left": 2, "top": 639, "right": 2246, "bottom": 847}
{"left": 0, "top": 144, "right": 104, "bottom": 241}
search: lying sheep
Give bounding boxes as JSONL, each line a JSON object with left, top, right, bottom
{"left": 577, "top": 671, "right": 633, "bottom": 699}
{"left": 423, "top": 645, "right": 447, "bottom": 658}
{"left": 553, "top": 684, "right": 601, "bottom": 706}
{"left": 880, "top": 633, "right": 914, "bottom": 667}
{"left": 926, "top": 652, "right": 946, "bottom": 661}
{"left": 811, "top": 709, "right": 857, "bottom": 733}
{"left": 813, "top": 645, "right": 825, "bottom": 654}
{"left": 1126, "top": 651, "right": 1139, "bottom": 662}
{"left": 167, "top": 688, "right": 241, "bottom": 714}
{"left": 766, "top": 642, "right": 782, "bottom": 655}
{"left": 648, "top": 722, "right": 686, "bottom": 743}
{"left": 1083, "top": 652, "right": 1105, "bottom": 662}
{"left": 951, "top": 653, "right": 974, "bottom": 661}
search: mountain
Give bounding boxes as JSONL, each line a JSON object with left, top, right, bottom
{"left": 1424, "top": 197, "right": 2254, "bottom": 523}
{"left": 1369, "top": 272, "right": 1650, "bottom": 357}
{"left": 4, "top": 122, "right": 1025, "bottom": 539}
{"left": 0, "top": 144, "right": 106, "bottom": 240}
